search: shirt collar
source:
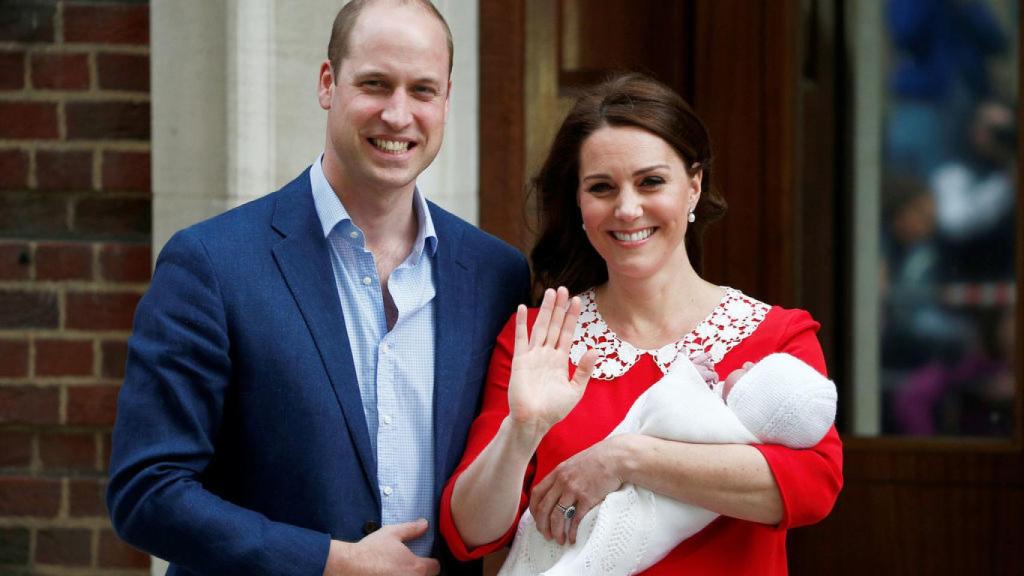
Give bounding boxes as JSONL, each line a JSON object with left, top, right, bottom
{"left": 310, "top": 153, "right": 438, "bottom": 258}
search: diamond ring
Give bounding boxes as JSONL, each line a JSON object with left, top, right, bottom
{"left": 556, "top": 504, "right": 576, "bottom": 520}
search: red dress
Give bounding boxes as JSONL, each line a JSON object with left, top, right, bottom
{"left": 439, "top": 289, "right": 843, "bottom": 575}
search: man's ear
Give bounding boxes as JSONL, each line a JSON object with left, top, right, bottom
{"left": 443, "top": 79, "right": 452, "bottom": 123}
{"left": 318, "top": 60, "right": 335, "bottom": 111}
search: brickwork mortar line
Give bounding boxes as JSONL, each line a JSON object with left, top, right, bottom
{"left": 29, "top": 525, "right": 38, "bottom": 574}
{"left": 65, "top": 194, "right": 75, "bottom": 232}
{"left": 21, "top": 50, "right": 31, "bottom": 90}
{"left": 30, "top": 428, "right": 42, "bottom": 473}
{"left": 90, "top": 243, "right": 100, "bottom": 283}
{"left": 93, "top": 432, "right": 104, "bottom": 474}
{"left": 28, "top": 332, "right": 37, "bottom": 378}
{"left": 0, "top": 42, "right": 149, "bottom": 56}
{"left": 0, "top": 141, "right": 152, "bottom": 151}
{"left": 57, "top": 286, "right": 66, "bottom": 331}
{"left": 0, "top": 92, "right": 151, "bottom": 103}
{"left": 92, "top": 336, "right": 102, "bottom": 379}
{"left": 0, "top": 281, "right": 149, "bottom": 292}
{"left": 28, "top": 149, "right": 39, "bottom": 189}
{"left": 59, "top": 382, "right": 68, "bottom": 425}
{"left": 55, "top": 0, "right": 65, "bottom": 46}
{"left": 0, "top": 378, "right": 125, "bottom": 387}
{"left": 0, "top": 517, "right": 114, "bottom": 531}
{"left": 87, "top": 51, "right": 98, "bottom": 93}
{"left": 0, "top": 330, "right": 134, "bottom": 340}
{"left": 29, "top": 241, "right": 38, "bottom": 281}
{"left": 90, "top": 523, "right": 100, "bottom": 568}
{"left": 59, "top": 477, "right": 69, "bottom": 518}
{"left": 57, "top": 99, "right": 67, "bottom": 141}
{"left": 91, "top": 148, "right": 101, "bottom": 191}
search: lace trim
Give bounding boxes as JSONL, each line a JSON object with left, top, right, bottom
{"left": 568, "top": 288, "right": 770, "bottom": 380}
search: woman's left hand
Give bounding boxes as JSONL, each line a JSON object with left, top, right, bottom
{"left": 529, "top": 435, "right": 630, "bottom": 545}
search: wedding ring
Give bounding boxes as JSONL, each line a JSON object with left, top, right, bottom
{"left": 556, "top": 503, "right": 577, "bottom": 520}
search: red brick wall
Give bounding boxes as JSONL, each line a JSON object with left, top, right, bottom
{"left": 0, "top": 1, "right": 151, "bottom": 573}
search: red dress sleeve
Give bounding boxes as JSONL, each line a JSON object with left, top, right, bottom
{"left": 438, "top": 313, "right": 535, "bottom": 560}
{"left": 752, "top": 309, "right": 844, "bottom": 529}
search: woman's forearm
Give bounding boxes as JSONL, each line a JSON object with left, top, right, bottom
{"left": 450, "top": 416, "right": 546, "bottom": 547}
{"left": 616, "top": 434, "right": 784, "bottom": 525}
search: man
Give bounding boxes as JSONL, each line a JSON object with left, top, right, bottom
{"left": 107, "top": 1, "right": 529, "bottom": 574}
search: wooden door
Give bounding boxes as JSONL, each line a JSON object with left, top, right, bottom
{"left": 477, "top": 1, "right": 1024, "bottom": 573}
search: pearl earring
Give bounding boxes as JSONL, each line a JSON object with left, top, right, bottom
{"left": 687, "top": 210, "right": 696, "bottom": 223}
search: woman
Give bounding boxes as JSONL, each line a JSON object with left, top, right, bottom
{"left": 439, "top": 72, "right": 843, "bottom": 574}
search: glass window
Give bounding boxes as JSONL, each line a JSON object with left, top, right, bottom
{"left": 850, "top": 0, "right": 1018, "bottom": 437}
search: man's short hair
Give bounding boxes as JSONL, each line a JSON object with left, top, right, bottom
{"left": 327, "top": 0, "right": 454, "bottom": 78}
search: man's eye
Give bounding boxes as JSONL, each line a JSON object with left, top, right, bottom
{"left": 414, "top": 86, "right": 438, "bottom": 97}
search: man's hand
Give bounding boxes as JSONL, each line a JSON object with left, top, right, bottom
{"left": 322, "top": 519, "right": 440, "bottom": 576}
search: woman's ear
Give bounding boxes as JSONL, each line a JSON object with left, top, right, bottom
{"left": 689, "top": 164, "right": 703, "bottom": 205}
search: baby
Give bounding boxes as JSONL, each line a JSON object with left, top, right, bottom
{"left": 499, "top": 353, "right": 837, "bottom": 576}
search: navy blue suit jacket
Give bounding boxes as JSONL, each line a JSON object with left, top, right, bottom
{"left": 107, "top": 170, "right": 530, "bottom": 575}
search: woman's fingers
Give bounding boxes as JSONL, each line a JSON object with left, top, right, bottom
{"left": 556, "top": 296, "right": 582, "bottom": 351}
{"left": 544, "top": 287, "right": 570, "bottom": 348}
{"left": 549, "top": 500, "right": 568, "bottom": 545}
{"left": 512, "top": 304, "right": 528, "bottom": 357}
{"left": 572, "top": 349, "right": 598, "bottom": 391}
{"left": 530, "top": 289, "right": 556, "bottom": 348}
{"left": 530, "top": 475, "right": 557, "bottom": 539}
{"left": 541, "top": 488, "right": 571, "bottom": 544}
{"left": 567, "top": 500, "right": 593, "bottom": 545}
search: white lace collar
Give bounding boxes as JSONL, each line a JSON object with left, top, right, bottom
{"left": 568, "top": 288, "right": 770, "bottom": 380}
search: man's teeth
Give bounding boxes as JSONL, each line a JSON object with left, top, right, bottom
{"left": 372, "top": 139, "right": 410, "bottom": 153}
{"left": 612, "top": 228, "right": 654, "bottom": 242}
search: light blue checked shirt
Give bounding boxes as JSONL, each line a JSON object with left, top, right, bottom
{"left": 310, "top": 155, "right": 438, "bottom": 556}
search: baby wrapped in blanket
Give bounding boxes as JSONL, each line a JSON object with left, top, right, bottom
{"left": 499, "top": 352, "right": 837, "bottom": 576}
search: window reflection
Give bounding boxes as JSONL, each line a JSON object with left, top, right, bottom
{"left": 875, "top": 0, "right": 1017, "bottom": 437}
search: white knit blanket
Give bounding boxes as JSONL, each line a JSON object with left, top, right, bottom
{"left": 498, "top": 353, "right": 835, "bottom": 576}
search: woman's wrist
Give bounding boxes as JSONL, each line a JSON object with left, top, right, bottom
{"left": 500, "top": 415, "right": 549, "bottom": 456}
{"left": 611, "top": 433, "right": 648, "bottom": 485}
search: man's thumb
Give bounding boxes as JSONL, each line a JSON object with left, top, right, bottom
{"left": 389, "top": 518, "right": 429, "bottom": 541}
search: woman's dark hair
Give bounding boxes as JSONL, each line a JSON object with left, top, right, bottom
{"left": 530, "top": 72, "right": 727, "bottom": 297}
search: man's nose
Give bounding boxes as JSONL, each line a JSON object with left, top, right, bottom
{"left": 381, "top": 91, "right": 412, "bottom": 130}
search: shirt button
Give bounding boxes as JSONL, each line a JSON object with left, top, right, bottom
{"left": 382, "top": 486, "right": 393, "bottom": 496}
{"left": 383, "top": 415, "right": 392, "bottom": 425}
{"left": 381, "top": 343, "right": 390, "bottom": 354}
{"left": 350, "top": 230, "right": 358, "bottom": 239}
{"left": 362, "top": 276, "right": 372, "bottom": 286}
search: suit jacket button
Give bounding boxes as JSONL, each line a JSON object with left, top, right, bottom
{"left": 362, "top": 521, "right": 381, "bottom": 535}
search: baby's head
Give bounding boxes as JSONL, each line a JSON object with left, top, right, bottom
{"left": 726, "top": 354, "right": 837, "bottom": 448}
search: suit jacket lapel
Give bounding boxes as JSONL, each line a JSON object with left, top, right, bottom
{"left": 430, "top": 206, "right": 476, "bottom": 497}
{"left": 270, "top": 175, "right": 379, "bottom": 507}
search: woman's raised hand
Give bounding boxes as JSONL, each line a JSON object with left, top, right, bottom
{"left": 507, "top": 287, "right": 598, "bottom": 437}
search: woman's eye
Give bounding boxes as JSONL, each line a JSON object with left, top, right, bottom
{"left": 587, "top": 182, "right": 613, "bottom": 194}
{"left": 640, "top": 176, "right": 665, "bottom": 187}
